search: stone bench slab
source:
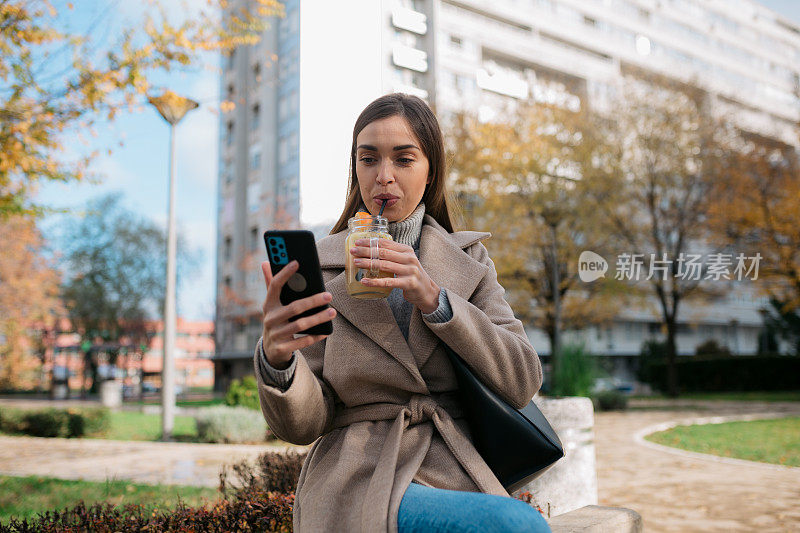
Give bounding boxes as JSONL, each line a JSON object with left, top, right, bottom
{"left": 548, "top": 505, "right": 642, "bottom": 533}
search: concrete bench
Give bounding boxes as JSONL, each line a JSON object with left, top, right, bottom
{"left": 523, "top": 397, "right": 641, "bottom": 533}
{"left": 548, "top": 505, "right": 642, "bottom": 532}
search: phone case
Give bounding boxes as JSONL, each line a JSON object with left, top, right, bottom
{"left": 264, "top": 230, "right": 333, "bottom": 336}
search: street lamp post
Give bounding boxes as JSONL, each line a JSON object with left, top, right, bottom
{"left": 148, "top": 90, "right": 198, "bottom": 441}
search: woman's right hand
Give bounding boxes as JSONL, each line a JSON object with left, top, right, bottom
{"left": 261, "top": 260, "right": 335, "bottom": 369}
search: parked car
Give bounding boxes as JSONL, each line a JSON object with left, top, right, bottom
{"left": 592, "top": 377, "right": 635, "bottom": 395}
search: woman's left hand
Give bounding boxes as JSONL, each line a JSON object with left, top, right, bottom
{"left": 350, "top": 238, "right": 440, "bottom": 314}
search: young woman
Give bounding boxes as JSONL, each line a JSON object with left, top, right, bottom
{"left": 255, "top": 93, "right": 549, "bottom": 532}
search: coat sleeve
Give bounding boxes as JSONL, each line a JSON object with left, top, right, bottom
{"left": 422, "top": 241, "right": 543, "bottom": 409}
{"left": 253, "top": 335, "right": 335, "bottom": 445}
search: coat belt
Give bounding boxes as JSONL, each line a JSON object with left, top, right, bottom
{"left": 331, "top": 392, "right": 463, "bottom": 429}
{"left": 329, "top": 392, "right": 507, "bottom": 532}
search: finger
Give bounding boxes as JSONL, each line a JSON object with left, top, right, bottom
{"left": 353, "top": 258, "right": 413, "bottom": 276}
{"left": 265, "top": 290, "right": 333, "bottom": 327}
{"left": 271, "top": 307, "right": 336, "bottom": 339}
{"left": 274, "top": 333, "right": 330, "bottom": 354}
{"left": 265, "top": 260, "right": 299, "bottom": 305}
{"left": 349, "top": 245, "right": 413, "bottom": 264}
{"left": 352, "top": 238, "right": 412, "bottom": 253}
{"left": 261, "top": 261, "right": 273, "bottom": 286}
{"left": 360, "top": 275, "right": 399, "bottom": 288}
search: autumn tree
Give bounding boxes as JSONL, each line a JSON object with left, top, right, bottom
{"left": 446, "top": 100, "right": 624, "bottom": 386}
{"left": 582, "top": 75, "right": 738, "bottom": 396}
{"left": 708, "top": 130, "right": 800, "bottom": 355}
{"left": 0, "top": 214, "right": 62, "bottom": 389}
{"left": 59, "top": 192, "right": 200, "bottom": 393}
{"left": 0, "top": 0, "right": 284, "bottom": 220}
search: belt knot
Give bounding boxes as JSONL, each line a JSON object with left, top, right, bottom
{"left": 406, "top": 394, "right": 439, "bottom": 425}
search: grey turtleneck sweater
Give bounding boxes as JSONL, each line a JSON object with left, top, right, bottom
{"left": 257, "top": 201, "right": 453, "bottom": 390}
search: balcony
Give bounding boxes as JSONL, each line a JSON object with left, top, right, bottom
{"left": 392, "top": 43, "right": 428, "bottom": 72}
{"left": 391, "top": 6, "right": 427, "bottom": 35}
{"left": 476, "top": 67, "right": 528, "bottom": 99}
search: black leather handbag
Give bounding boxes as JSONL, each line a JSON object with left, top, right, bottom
{"left": 443, "top": 344, "right": 564, "bottom": 493}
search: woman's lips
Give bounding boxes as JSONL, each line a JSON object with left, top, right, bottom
{"left": 373, "top": 197, "right": 398, "bottom": 208}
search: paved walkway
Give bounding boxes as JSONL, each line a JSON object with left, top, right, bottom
{"left": 595, "top": 400, "right": 800, "bottom": 533}
{"left": 1, "top": 399, "right": 798, "bottom": 531}
{"left": 0, "top": 436, "right": 305, "bottom": 487}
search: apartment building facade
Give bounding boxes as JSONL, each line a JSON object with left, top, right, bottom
{"left": 214, "top": 0, "right": 800, "bottom": 385}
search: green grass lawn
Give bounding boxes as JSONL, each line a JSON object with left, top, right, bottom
{"left": 103, "top": 410, "right": 198, "bottom": 441}
{"left": 646, "top": 417, "right": 800, "bottom": 467}
{"left": 0, "top": 408, "right": 198, "bottom": 442}
{"left": 632, "top": 390, "right": 800, "bottom": 402}
{"left": 133, "top": 398, "right": 226, "bottom": 408}
{"left": 0, "top": 475, "right": 219, "bottom": 524}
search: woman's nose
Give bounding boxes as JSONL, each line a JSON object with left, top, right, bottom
{"left": 376, "top": 161, "right": 395, "bottom": 185}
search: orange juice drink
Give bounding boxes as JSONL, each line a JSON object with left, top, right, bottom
{"left": 346, "top": 212, "right": 394, "bottom": 299}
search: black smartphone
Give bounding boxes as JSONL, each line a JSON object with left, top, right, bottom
{"left": 264, "top": 229, "right": 333, "bottom": 336}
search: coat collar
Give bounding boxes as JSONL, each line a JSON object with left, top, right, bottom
{"left": 316, "top": 215, "right": 491, "bottom": 385}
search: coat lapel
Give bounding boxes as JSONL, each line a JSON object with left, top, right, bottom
{"left": 315, "top": 215, "right": 491, "bottom": 382}
{"left": 409, "top": 215, "right": 491, "bottom": 369}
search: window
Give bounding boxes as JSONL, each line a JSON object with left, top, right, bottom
{"left": 395, "top": 28, "right": 421, "bottom": 48}
{"left": 250, "top": 226, "right": 259, "bottom": 251}
{"left": 226, "top": 49, "right": 235, "bottom": 69}
{"left": 279, "top": 8, "right": 299, "bottom": 40}
{"left": 450, "top": 34, "right": 462, "bottom": 48}
{"left": 278, "top": 132, "right": 298, "bottom": 164}
{"left": 279, "top": 136, "right": 288, "bottom": 164}
{"left": 250, "top": 147, "right": 261, "bottom": 171}
{"left": 278, "top": 89, "right": 298, "bottom": 122}
{"left": 247, "top": 182, "right": 261, "bottom": 213}
{"left": 222, "top": 158, "right": 234, "bottom": 184}
{"left": 224, "top": 276, "right": 232, "bottom": 289}
{"left": 227, "top": 83, "right": 234, "bottom": 101}
{"left": 251, "top": 104, "right": 260, "bottom": 132}
{"left": 226, "top": 121, "right": 234, "bottom": 146}
{"left": 278, "top": 46, "right": 299, "bottom": 80}
{"left": 252, "top": 62, "right": 261, "bottom": 84}
{"left": 224, "top": 236, "right": 232, "bottom": 261}
{"left": 222, "top": 198, "right": 234, "bottom": 225}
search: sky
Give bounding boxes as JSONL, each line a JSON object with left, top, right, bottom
{"left": 36, "top": 0, "right": 223, "bottom": 322}
{"left": 33, "top": 1, "right": 800, "bottom": 323}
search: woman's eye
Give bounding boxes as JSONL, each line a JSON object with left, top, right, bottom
{"left": 397, "top": 158, "right": 413, "bottom": 164}
{"left": 359, "top": 157, "right": 375, "bottom": 164}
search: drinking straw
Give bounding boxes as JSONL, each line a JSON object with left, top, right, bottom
{"left": 378, "top": 198, "right": 388, "bottom": 217}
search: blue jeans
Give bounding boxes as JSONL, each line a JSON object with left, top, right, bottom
{"left": 397, "top": 482, "right": 551, "bottom": 533}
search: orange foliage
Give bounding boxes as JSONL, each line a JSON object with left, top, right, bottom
{"left": 0, "top": 215, "right": 62, "bottom": 388}
{"left": 0, "top": 0, "right": 284, "bottom": 219}
{"left": 708, "top": 134, "right": 800, "bottom": 312}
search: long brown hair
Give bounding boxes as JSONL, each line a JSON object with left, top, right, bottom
{"left": 329, "top": 93, "right": 455, "bottom": 234}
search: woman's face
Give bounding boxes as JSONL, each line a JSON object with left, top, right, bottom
{"left": 355, "top": 115, "right": 430, "bottom": 222}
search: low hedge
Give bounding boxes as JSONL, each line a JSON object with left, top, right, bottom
{"left": 0, "top": 408, "right": 110, "bottom": 438}
{"left": 219, "top": 450, "right": 307, "bottom": 496}
{"left": 194, "top": 406, "right": 269, "bottom": 444}
{"left": 646, "top": 356, "right": 800, "bottom": 393}
{"left": 592, "top": 390, "right": 629, "bottom": 411}
{"left": 0, "top": 494, "right": 294, "bottom": 532}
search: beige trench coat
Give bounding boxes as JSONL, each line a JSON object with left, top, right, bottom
{"left": 254, "top": 214, "right": 543, "bottom": 533}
